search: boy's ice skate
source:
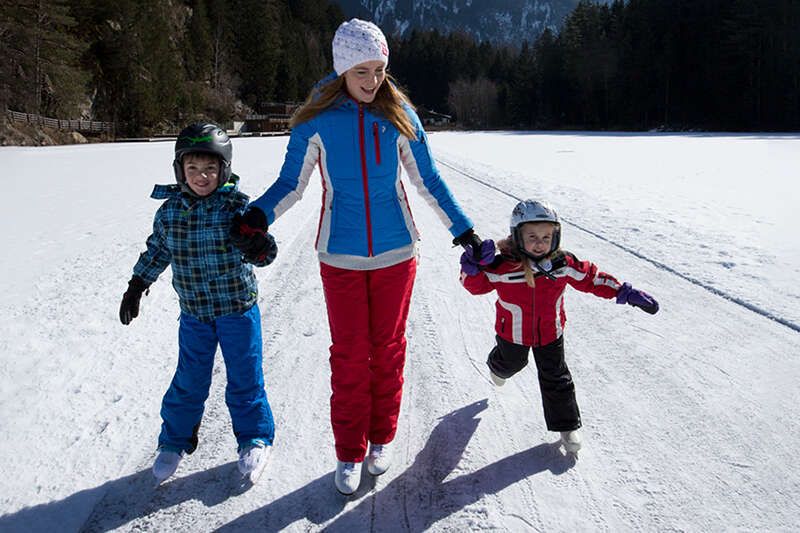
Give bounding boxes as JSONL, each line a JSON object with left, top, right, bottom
{"left": 152, "top": 447, "right": 183, "bottom": 485}
{"left": 366, "top": 443, "right": 391, "bottom": 476}
{"left": 334, "top": 460, "right": 362, "bottom": 495}
{"left": 560, "top": 430, "right": 582, "bottom": 455}
{"left": 238, "top": 440, "right": 271, "bottom": 484}
{"left": 489, "top": 370, "right": 506, "bottom": 386}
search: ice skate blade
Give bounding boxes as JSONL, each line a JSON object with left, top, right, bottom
{"left": 489, "top": 372, "right": 506, "bottom": 386}
{"left": 242, "top": 466, "right": 266, "bottom": 486}
{"left": 245, "top": 459, "right": 269, "bottom": 484}
{"left": 367, "top": 465, "right": 388, "bottom": 476}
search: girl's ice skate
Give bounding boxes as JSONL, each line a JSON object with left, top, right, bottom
{"left": 489, "top": 370, "right": 507, "bottom": 386}
{"left": 560, "top": 430, "right": 582, "bottom": 455}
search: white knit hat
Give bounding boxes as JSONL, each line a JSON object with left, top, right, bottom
{"left": 332, "top": 19, "right": 389, "bottom": 76}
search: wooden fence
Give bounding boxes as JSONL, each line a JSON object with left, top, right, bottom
{"left": 6, "top": 109, "right": 114, "bottom": 134}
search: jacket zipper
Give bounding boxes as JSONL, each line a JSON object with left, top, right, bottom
{"left": 358, "top": 104, "right": 374, "bottom": 256}
{"left": 536, "top": 316, "right": 542, "bottom": 348}
{"left": 372, "top": 122, "right": 381, "bottom": 164}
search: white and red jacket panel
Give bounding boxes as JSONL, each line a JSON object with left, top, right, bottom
{"left": 461, "top": 251, "right": 622, "bottom": 347}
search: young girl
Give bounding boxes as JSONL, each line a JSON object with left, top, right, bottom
{"left": 230, "top": 19, "right": 481, "bottom": 495}
{"left": 459, "top": 199, "right": 659, "bottom": 455}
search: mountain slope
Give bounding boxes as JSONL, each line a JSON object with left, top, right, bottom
{"left": 331, "top": 0, "right": 582, "bottom": 45}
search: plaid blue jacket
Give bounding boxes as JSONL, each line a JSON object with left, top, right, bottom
{"left": 132, "top": 179, "right": 257, "bottom": 322}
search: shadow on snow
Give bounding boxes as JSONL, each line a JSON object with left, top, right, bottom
{"left": 218, "top": 398, "right": 574, "bottom": 532}
{"left": 0, "top": 399, "right": 573, "bottom": 532}
{"left": 0, "top": 459, "right": 246, "bottom": 533}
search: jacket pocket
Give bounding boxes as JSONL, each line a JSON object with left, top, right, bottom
{"left": 372, "top": 122, "right": 382, "bottom": 165}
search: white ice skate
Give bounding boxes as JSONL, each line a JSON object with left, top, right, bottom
{"left": 366, "top": 443, "right": 391, "bottom": 476}
{"left": 334, "top": 460, "right": 362, "bottom": 495}
{"left": 560, "top": 430, "right": 582, "bottom": 455}
{"left": 152, "top": 448, "right": 183, "bottom": 485}
{"left": 238, "top": 441, "right": 271, "bottom": 484}
{"left": 489, "top": 370, "right": 506, "bottom": 386}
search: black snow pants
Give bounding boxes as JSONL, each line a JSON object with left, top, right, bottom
{"left": 487, "top": 335, "right": 581, "bottom": 432}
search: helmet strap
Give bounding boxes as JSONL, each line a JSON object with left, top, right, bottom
{"left": 529, "top": 257, "right": 557, "bottom": 281}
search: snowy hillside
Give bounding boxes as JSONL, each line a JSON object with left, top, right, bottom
{"left": 0, "top": 132, "right": 799, "bottom": 532}
{"left": 331, "top": 0, "right": 582, "bottom": 44}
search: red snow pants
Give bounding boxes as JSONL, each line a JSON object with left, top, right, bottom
{"left": 320, "top": 257, "right": 417, "bottom": 462}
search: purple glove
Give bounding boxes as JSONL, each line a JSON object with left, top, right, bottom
{"left": 616, "top": 282, "right": 659, "bottom": 314}
{"left": 460, "top": 239, "right": 496, "bottom": 276}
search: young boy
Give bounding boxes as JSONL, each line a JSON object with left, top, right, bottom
{"left": 459, "top": 199, "right": 659, "bottom": 455}
{"left": 119, "top": 123, "right": 278, "bottom": 484}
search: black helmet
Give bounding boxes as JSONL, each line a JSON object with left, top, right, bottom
{"left": 510, "top": 199, "right": 561, "bottom": 260}
{"left": 173, "top": 123, "right": 233, "bottom": 184}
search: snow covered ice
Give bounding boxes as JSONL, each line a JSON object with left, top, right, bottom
{"left": 1, "top": 131, "right": 798, "bottom": 531}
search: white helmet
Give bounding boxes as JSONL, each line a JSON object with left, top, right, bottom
{"left": 510, "top": 199, "right": 561, "bottom": 259}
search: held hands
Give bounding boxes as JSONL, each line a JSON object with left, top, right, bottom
{"left": 616, "top": 282, "right": 659, "bottom": 314}
{"left": 119, "top": 275, "right": 150, "bottom": 325}
{"left": 230, "top": 207, "right": 278, "bottom": 267}
{"left": 452, "top": 228, "right": 483, "bottom": 258}
{"left": 460, "top": 241, "right": 495, "bottom": 276}
{"left": 456, "top": 230, "right": 496, "bottom": 276}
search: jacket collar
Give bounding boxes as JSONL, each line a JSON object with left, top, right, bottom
{"left": 151, "top": 174, "right": 240, "bottom": 202}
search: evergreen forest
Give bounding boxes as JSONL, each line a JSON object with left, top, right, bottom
{"left": 2, "top": 0, "right": 798, "bottom": 136}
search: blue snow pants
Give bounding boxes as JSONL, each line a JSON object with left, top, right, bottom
{"left": 158, "top": 304, "right": 275, "bottom": 453}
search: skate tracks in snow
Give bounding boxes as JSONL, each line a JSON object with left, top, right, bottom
{"left": 6, "top": 148, "right": 796, "bottom": 532}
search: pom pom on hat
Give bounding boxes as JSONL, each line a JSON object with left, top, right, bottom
{"left": 332, "top": 19, "right": 389, "bottom": 76}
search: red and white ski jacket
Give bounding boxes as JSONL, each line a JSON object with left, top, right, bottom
{"left": 461, "top": 251, "right": 622, "bottom": 347}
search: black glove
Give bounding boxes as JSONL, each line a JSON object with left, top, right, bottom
{"left": 119, "top": 275, "right": 149, "bottom": 325}
{"left": 452, "top": 228, "right": 484, "bottom": 261}
{"left": 230, "top": 207, "right": 278, "bottom": 266}
{"left": 245, "top": 232, "right": 278, "bottom": 266}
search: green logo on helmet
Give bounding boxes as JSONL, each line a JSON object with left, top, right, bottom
{"left": 180, "top": 135, "right": 214, "bottom": 144}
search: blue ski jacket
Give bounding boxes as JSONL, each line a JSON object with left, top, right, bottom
{"left": 251, "top": 94, "right": 473, "bottom": 270}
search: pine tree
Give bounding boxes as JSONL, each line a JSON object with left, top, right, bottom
{"left": 2, "top": 0, "right": 87, "bottom": 117}
{"left": 80, "top": 0, "right": 188, "bottom": 134}
{"left": 560, "top": 0, "right": 617, "bottom": 127}
{"left": 0, "top": 4, "right": 16, "bottom": 111}
{"left": 533, "top": 29, "right": 565, "bottom": 128}
{"left": 231, "top": 0, "right": 282, "bottom": 111}
{"left": 486, "top": 45, "right": 514, "bottom": 126}
{"left": 507, "top": 40, "right": 536, "bottom": 128}
{"left": 186, "top": 0, "right": 214, "bottom": 83}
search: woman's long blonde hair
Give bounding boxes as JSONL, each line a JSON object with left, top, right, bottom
{"left": 290, "top": 74, "right": 418, "bottom": 141}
